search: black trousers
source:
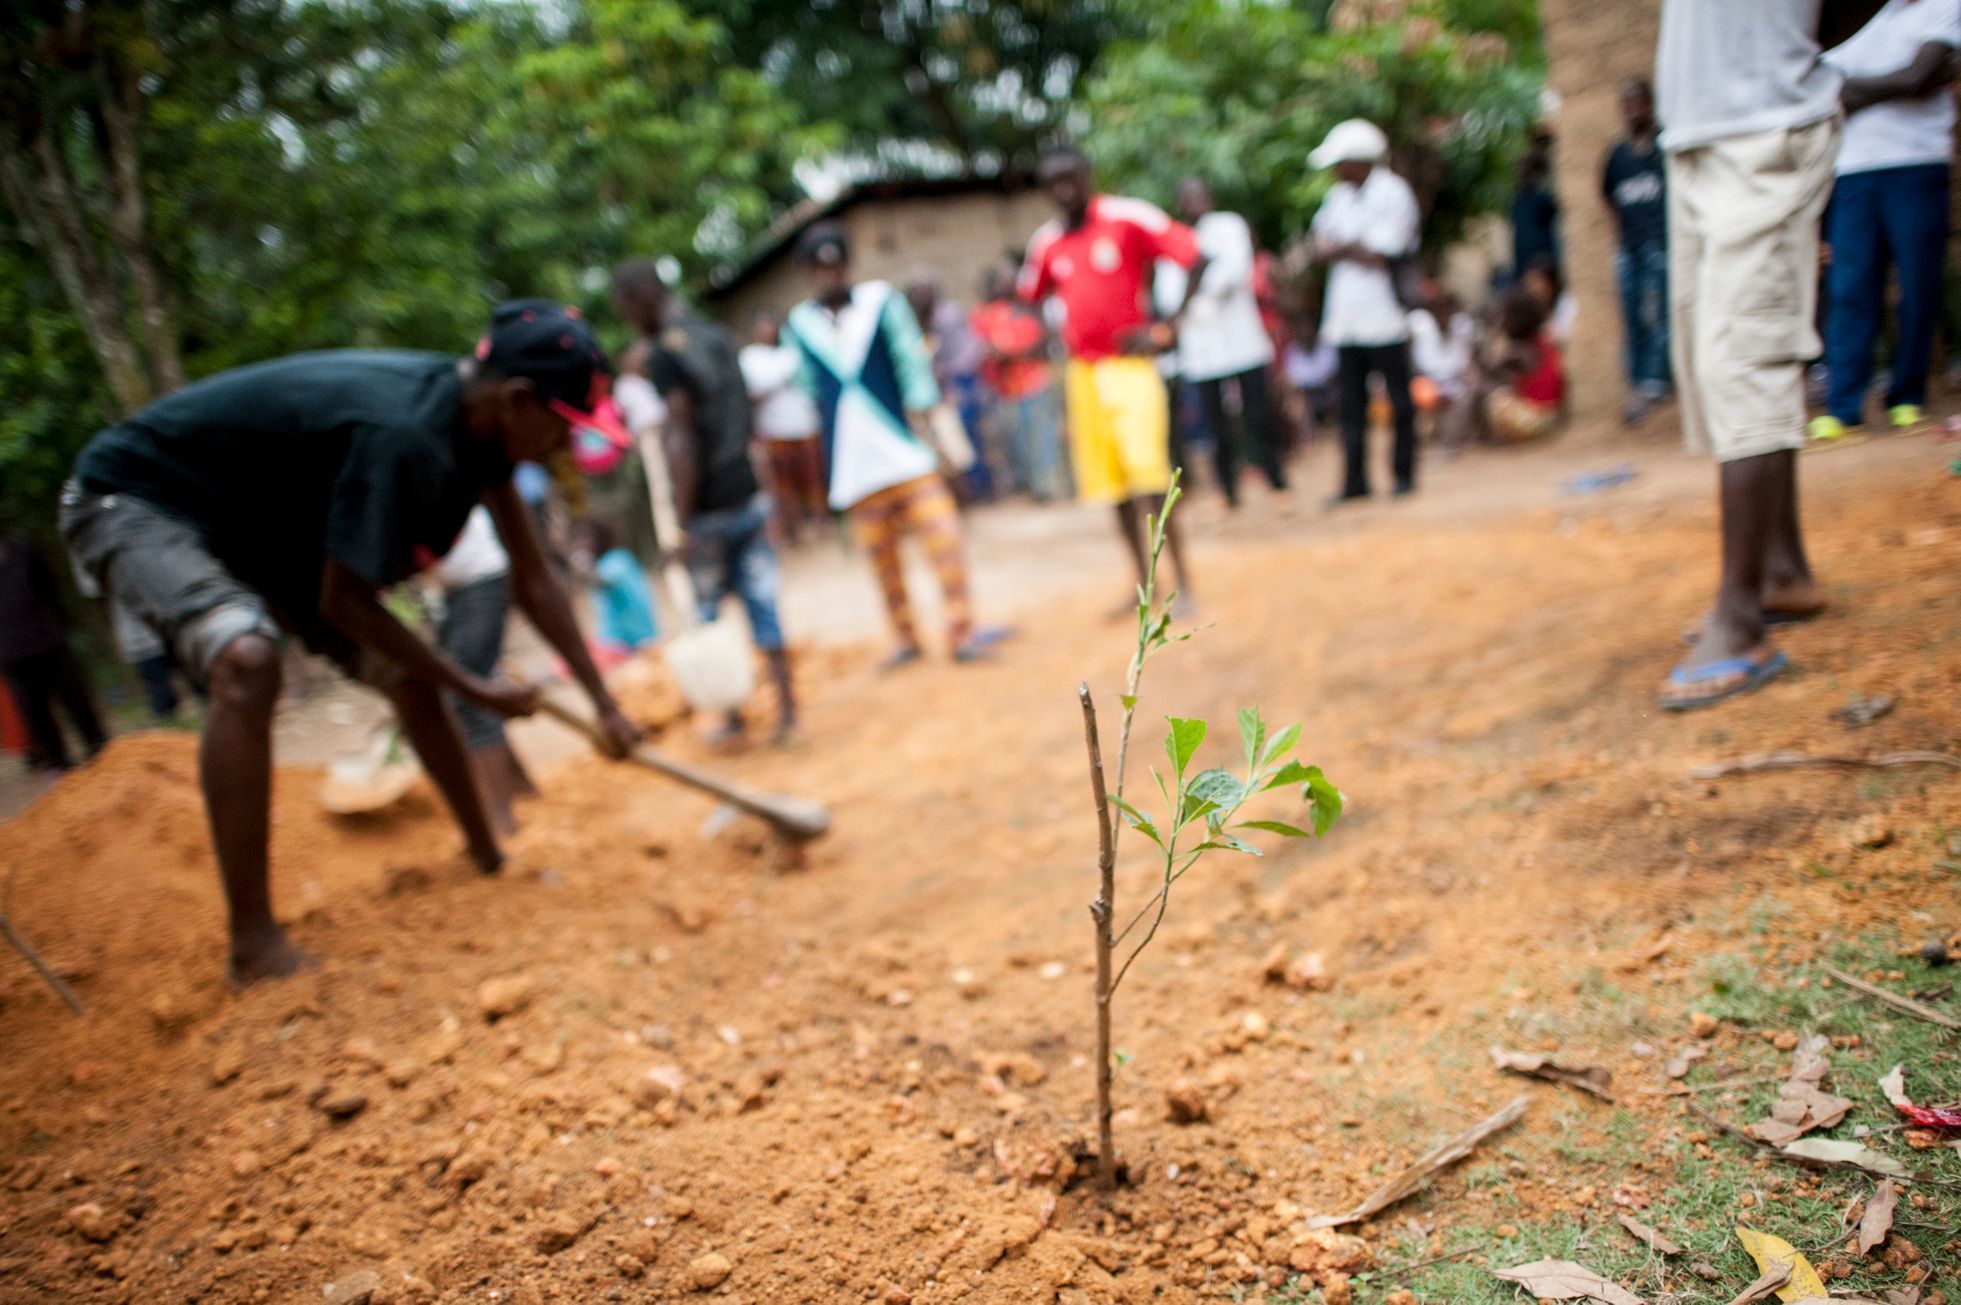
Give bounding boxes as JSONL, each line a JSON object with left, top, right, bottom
{"left": 1335, "top": 343, "right": 1418, "bottom": 498}
{"left": 1194, "top": 364, "right": 1287, "bottom": 504}
{"left": 4, "top": 644, "right": 107, "bottom": 771}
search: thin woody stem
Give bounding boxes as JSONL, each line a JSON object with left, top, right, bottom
{"left": 1079, "top": 683, "right": 1118, "bottom": 1189}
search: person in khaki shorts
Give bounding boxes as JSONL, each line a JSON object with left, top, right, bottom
{"left": 1656, "top": 0, "right": 1849, "bottom": 710}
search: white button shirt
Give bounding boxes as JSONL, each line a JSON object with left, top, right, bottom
{"left": 1310, "top": 166, "right": 1419, "bottom": 348}
{"left": 1177, "top": 210, "right": 1276, "bottom": 381}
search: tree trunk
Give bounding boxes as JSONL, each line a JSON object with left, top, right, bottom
{"left": 92, "top": 52, "right": 182, "bottom": 393}
{"left": 0, "top": 137, "right": 152, "bottom": 415}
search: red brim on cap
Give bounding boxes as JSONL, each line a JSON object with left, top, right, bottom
{"left": 548, "top": 398, "right": 632, "bottom": 451}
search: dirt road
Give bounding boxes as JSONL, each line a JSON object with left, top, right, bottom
{"left": 1, "top": 429, "right": 1956, "bottom": 1302}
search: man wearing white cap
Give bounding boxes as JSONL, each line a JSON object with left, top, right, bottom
{"left": 1308, "top": 119, "right": 1422, "bottom": 505}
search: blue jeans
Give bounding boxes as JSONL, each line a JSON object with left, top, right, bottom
{"left": 1615, "top": 242, "right": 1671, "bottom": 395}
{"left": 1824, "top": 162, "right": 1950, "bottom": 425}
{"left": 687, "top": 493, "right": 785, "bottom": 652}
{"left": 1000, "top": 386, "right": 1066, "bottom": 500}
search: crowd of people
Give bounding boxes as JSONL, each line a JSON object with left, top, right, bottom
{"left": 2, "top": 0, "right": 1956, "bottom": 986}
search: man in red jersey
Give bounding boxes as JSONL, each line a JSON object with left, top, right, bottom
{"left": 1019, "top": 146, "right": 1203, "bottom": 610}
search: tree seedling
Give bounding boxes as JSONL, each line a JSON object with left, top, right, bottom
{"left": 1078, "top": 474, "right": 1342, "bottom": 1188}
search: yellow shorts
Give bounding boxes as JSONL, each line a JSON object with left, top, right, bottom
{"left": 1064, "top": 357, "right": 1172, "bottom": 505}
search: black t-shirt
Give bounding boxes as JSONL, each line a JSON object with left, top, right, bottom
{"left": 73, "top": 350, "right": 510, "bottom": 633}
{"left": 1602, "top": 140, "right": 1667, "bottom": 252}
{"left": 643, "top": 316, "right": 760, "bottom": 516}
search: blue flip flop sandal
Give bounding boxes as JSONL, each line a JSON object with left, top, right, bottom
{"left": 1681, "top": 608, "right": 1820, "bottom": 645}
{"left": 1660, "top": 649, "right": 1790, "bottom": 712}
{"left": 954, "top": 625, "right": 1017, "bottom": 663}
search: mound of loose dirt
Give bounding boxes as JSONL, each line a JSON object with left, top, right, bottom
{"left": 1, "top": 436, "right": 1957, "bottom": 1301}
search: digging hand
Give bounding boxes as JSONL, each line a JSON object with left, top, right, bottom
{"left": 594, "top": 703, "right": 643, "bottom": 760}
{"left": 471, "top": 678, "right": 541, "bottom": 720}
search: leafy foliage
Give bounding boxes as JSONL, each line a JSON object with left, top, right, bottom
{"left": 1095, "top": 474, "right": 1344, "bottom": 999}
{"left": 1079, "top": 0, "right": 1545, "bottom": 251}
{"left": 0, "top": 0, "right": 827, "bottom": 547}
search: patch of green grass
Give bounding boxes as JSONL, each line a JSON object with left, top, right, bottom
{"left": 1263, "top": 933, "right": 1959, "bottom": 1305}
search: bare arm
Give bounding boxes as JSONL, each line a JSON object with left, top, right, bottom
{"left": 317, "top": 557, "right": 533, "bottom": 716}
{"left": 483, "top": 481, "right": 639, "bottom": 757}
{"left": 660, "top": 384, "right": 700, "bottom": 525}
{"left": 1171, "top": 253, "right": 1215, "bottom": 319}
{"left": 1842, "top": 41, "right": 1956, "bottom": 113}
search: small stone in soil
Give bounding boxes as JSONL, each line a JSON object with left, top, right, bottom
{"left": 66, "top": 1202, "right": 117, "bottom": 1243}
{"left": 477, "top": 973, "right": 536, "bottom": 1020}
{"left": 310, "top": 1087, "right": 369, "bottom": 1120}
{"left": 1920, "top": 940, "right": 1950, "bottom": 968}
{"left": 321, "top": 1268, "right": 383, "bottom": 1305}
{"left": 687, "top": 1250, "right": 733, "bottom": 1290}
{"left": 532, "top": 1212, "right": 586, "bottom": 1253}
{"left": 1165, "top": 1082, "right": 1209, "bottom": 1125}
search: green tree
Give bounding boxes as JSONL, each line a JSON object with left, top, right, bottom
{"left": 1079, "top": 0, "right": 1543, "bottom": 251}
{"left": 683, "top": 0, "right": 1138, "bottom": 169}
{"left": 0, "top": 0, "right": 825, "bottom": 547}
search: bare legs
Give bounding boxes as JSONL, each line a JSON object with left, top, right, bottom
{"left": 203, "top": 633, "right": 311, "bottom": 989}
{"left": 1114, "top": 494, "right": 1194, "bottom": 609}
{"left": 1682, "top": 449, "right": 1817, "bottom": 668}
{"left": 383, "top": 675, "right": 503, "bottom": 875}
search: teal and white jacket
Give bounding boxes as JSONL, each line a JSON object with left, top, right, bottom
{"left": 783, "top": 279, "right": 943, "bottom": 511}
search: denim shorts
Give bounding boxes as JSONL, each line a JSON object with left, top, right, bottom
{"left": 437, "top": 573, "right": 512, "bottom": 750}
{"left": 686, "top": 492, "right": 785, "bottom": 652}
{"left": 59, "top": 483, "right": 282, "bottom": 689}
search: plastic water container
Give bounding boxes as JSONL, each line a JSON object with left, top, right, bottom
{"left": 663, "top": 618, "right": 755, "bottom": 713}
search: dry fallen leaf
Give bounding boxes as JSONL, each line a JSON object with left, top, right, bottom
{"left": 1309, "top": 1096, "right": 1528, "bottom": 1229}
{"left": 1747, "top": 1035, "right": 1853, "bottom": 1145}
{"left": 1780, "top": 1138, "right": 1912, "bottom": 1178}
{"left": 1491, "top": 1047, "right": 1615, "bottom": 1101}
{"left": 1736, "top": 1227, "right": 1827, "bottom": 1303}
{"left": 1616, "top": 1213, "right": 1683, "bottom": 1256}
{"left": 1875, "top": 1063, "right": 1961, "bottom": 1129}
{"left": 1494, "top": 1259, "right": 1645, "bottom": 1305}
{"left": 1857, "top": 1181, "right": 1897, "bottom": 1256}
{"left": 1725, "top": 1263, "right": 1793, "bottom": 1305}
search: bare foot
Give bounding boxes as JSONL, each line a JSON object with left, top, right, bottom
{"left": 1762, "top": 578, "right": 1826, "bottom": 618}
{"left": 227, "top": 930, "right": 316, "bottom": 992}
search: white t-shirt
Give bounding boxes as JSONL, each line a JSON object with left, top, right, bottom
{"left": 434, "top": 506, "right": 508, "bottom": 590}
{"left": 1658, "top": 0, "right": 1843, "bottom": 153}
{"left": 1824, "top": 0, "right": 1961, "bottom": 173}
{"left": 1407, "top": 309, "right": 1475, "bottom": 388}
{"left": 1311, "top": 166, "right": 1419, "bottom": 347}
{"left": 1176, "top": 210, "right": 1276, "bottom": 381}
{"left": 738, "top": 342, "right": 821, "bottom": 441}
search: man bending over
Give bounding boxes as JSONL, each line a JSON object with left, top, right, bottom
{"left": 61, "top": 301, "right": 641, "bottom": 986}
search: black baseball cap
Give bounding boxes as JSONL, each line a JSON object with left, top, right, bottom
{"left": 475, "top": 299, "right": 623, "bottom": 440}
{"left": 795, "top": 221, "right": 850, "bottom": 266}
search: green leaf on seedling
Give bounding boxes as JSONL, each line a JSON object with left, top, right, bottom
{"left": 1166, "top": 717, "right": 1206, "bottom": 775}
{"left": 1212, "top": 832, "right": 1262, "bottom": 856}
{"left": 1119, "top": 694, "right": 1137, "bottom": 712}
{"left": 1237, "top": 708, "right": 1264, "bottom": 771}
{"left": 1114, "top": 1050, "right": 1132, "bottom": 1069}
{"left": 1183, "top": 768, "right": 1242, "bottom": 830}
{"left": 1181, "top": 793, "right": 1221, "bottom": 825}
{"left": 1302, "top": 766, "right": 1345, "bottom": 837}
{"left": 1261, "top": 723, "right": 1301, "bottom": 767}
{"left": 1108, "top": 796, "right": 1163, "bottom": 847}
{"left": 1239, "top": 820, "right": 1313, "bottom": 839}
{"left": 1262, "top": 760, "right": 1317, "bottom": 791}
